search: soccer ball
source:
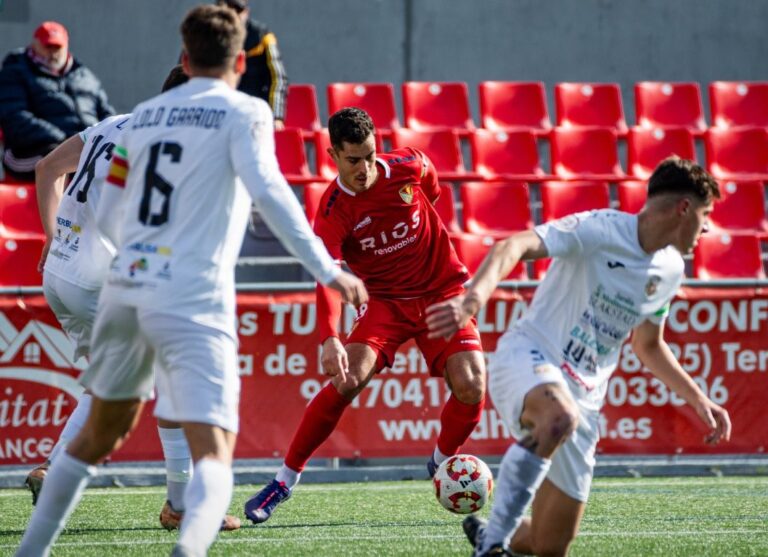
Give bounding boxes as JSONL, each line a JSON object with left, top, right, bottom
{"left": 433, "top": 454, "right": 493, "bottom": 514}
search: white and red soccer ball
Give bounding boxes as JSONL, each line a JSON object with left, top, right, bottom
{"left": 433, "top": 454, "right": 494, "bottom": 514}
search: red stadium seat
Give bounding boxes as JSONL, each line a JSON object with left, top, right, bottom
{"left": 710, "top": 180, "right": 768, "bottom": 234}
{"left": 705, "top": 127, "right": 768, "bottom": 180}
{"left": 303, "top": 182, "right": 330, "bottom": 225}
{"left": 550, "top": 127, "right": 626, "bottom": 181}
{"left": 478, "top": 81, "right": 552, "bottom": 136}
{"left": 0, "top": 184, "right": 44, "bottom": 238}
{"left": 693, "top": 232, "right": 765, "bottom": 279}
{"left": 0, "top": 237, "right": 44, "bottom": 286}
{"left": 709, "top": 81, "right": 768, "bottom": 129}
{"left": 402, "top": 81, "right": 474, "bottom": 134}
{"left": 634, "top": 82, "right": 707, "bottom": 135}
{"left": 627, "top": 126, "right": 696, "bottom": 179}
{"left": 391, "top": 128, "right": 475, "bottom": 181}
{"left": 555, "top": 82, "right": 628, "bottom": 136}
{"left": 314, "top": 128, "right": 385, "bottom": 181}
{"left": 470, "top": 129, "right": 552, "bottom": 181}
{"left": 274, "top": 128, "right": 318, "bottom": 184}
{"left": 617, "top": 180, "right": 648, "bottom": 214}
{"left": 327, "top": 82, "right": 399, "bottom": 137}
{"left": 451, "top": 233, "right": 527, "bottom": 280}
{"left": 540, "top": 180, "right": 611, "bottom": 222}
{"left": 460, "top": 181, "right": 533, "bottom": 238}
{"left": 284, "top": 84, "right": 321, "bottom": 138}
{"left": 434, "top": 184, "right": 460, "bottom": 233}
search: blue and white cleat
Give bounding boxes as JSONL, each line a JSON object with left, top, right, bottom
{"left": 244, "top": 479, "right": 291, "bottom": 524}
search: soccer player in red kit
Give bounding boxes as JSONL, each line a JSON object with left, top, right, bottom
{"left": 244, "top": 107, "right": 487, "bottom": 523}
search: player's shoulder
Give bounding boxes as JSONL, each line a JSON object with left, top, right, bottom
{"left": 94, "top": 113, "right": 132, "bottom": 134}
{"left": 377, "top": 148, "right": 428, "bottom": 180}
{"left": 221, "top": 87, "right": 272, "bottom": 119}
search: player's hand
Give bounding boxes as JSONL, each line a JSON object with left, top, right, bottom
{"left": 425, "top": 295, "right": 471, "bottom": 340}
{"left": 321, "top": 336, "right": 348, "bottom": 383}
{"left": 328, "top": 271, "right": 368, "bottom": 307}
{"left": 274, "top": 119, "right": 285, "bottom": 131}
{"left": 693, "top": 397, "right": 732, "bottom": 445}
{"left": 38, "top": 238, "right": 52, "bottom": 274}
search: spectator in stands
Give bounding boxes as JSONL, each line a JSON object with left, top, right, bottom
{"left": 0, "top": 21, "right": 114, "bottom": 180}
{"left": 216, "top": 0, "right": 289, "bottom": 129}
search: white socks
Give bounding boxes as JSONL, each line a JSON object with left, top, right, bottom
{"left": 478, "top": 444, "right": 551, "bottom": 552}
{"left": 432, "top": 446, "right": 450, "bottom": 465}
{"left": 48, "top": 393, "right": 93, "bottom": 463}
{"left": 16, "top": 451, "right": 97, "bottom": 557}
{"left": 158, "top": 426, "right": 192, "bottom": 511}
{"left": 276, "top": 464, "right": 301, "bottom": 489}
{"left": 176, "top": 459, "right": 233, "bottom": 556}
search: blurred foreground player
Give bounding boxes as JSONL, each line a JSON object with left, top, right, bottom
{"left": 426, "top": 157, "right": 732, "bottom": 557}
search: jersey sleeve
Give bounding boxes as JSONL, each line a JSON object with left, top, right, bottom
{"left": 229, "top": 101, "right": 339, "bottom": 285}
{"left": 534, "top": 210, "right": 608, "bottom": 259}
{"left": 412, "top": 149, "right": 440, "bottom": 204}
{"left": 313, "top": 207, "right": 346, "bottom": 342}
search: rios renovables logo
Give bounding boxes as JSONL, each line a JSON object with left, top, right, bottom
{"left": 0, "top": 311, "right": 85, "bottom": 464}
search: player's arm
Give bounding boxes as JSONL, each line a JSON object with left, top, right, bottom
{"left": 34, "top": 134, "right": 86, "bottom": 271}
{"left": 426, "top": 230, "right": 547, "bottom": 339}
{"left": 231, "top": 104, "right": 367, "bottom": 307}
{"left": 631, "top": 319, "right": 731, "bottom": 445}
{"left": 413, "top": 149, "right": 440, "bottom": 205}
{"left": 95, "top": 145, "right": 129, "bottom": 248}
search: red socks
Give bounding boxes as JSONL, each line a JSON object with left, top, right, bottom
{"left": 284, "top": 384, "right": 350, "bottom": 472}
{"left": 437, "top": 395, "right": 484, "bottom": 456}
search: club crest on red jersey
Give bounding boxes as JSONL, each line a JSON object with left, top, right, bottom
{"left": 399, "top": 184, "right": 415, "bottom": 204}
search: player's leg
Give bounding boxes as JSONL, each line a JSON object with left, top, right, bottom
{"left": 469, "top": 332, "right": 580, "bottom": 556}
{"left": 245, "top": 342, "right": 380, "bottom": 523}
{"left": 144, "top": 312, "right": 241, "bottom": 556}
{"left": 25, "top": 274, "right": 99, "bottom": 504}
{"left": 507, "top": 479, "right": 586, "bottom": 556}
{"left": 430, "top": 350, "right": 486, "bottom": 475}
{"left": 16, "top": 303, "right": 154, "bottom": 556}
{"left": 245, "top": 298, "right": 404, "bottom": 523}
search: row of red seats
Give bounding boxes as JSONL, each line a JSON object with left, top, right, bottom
{"left": 1, "top": 179, "right": 765, "bottom": 286}
{"left": 276, "top": 125, "right": 768, "bottom": 184}
{"left": 284, "top": 81, "right": 768, "bottom": 139}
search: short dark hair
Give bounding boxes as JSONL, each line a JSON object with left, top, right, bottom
{"left": 647, "top": 156, "right": 720, "bottom": 202}
{"left": 328, "top": 107, "right": 376, "bottom": 150}
{"left": 216, "top": 0, "right": 248, "bottom": 13}
{"left": 161, "top": 65, "right": 189, "bottom": 92}
{"left": 180, "top": 5, "right": 245, "bottom": 70}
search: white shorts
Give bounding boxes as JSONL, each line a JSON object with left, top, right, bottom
{"left": 488, "top": 329, "right": 599, "bottom": 502}
{"left": 82, "top": 302, "right": 241, "bottom": 433}
{"left": 43, "top": 271, "right": 100, "bottom": 361}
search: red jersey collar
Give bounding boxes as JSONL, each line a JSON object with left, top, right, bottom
{"left": 334, "top": 157, "right": 392, "bottom": 197}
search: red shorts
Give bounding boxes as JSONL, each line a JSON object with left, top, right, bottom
{"left": 346, "top": 291, "right": 482, "bottom": 377}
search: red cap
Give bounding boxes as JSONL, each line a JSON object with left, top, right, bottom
{"left": 33, "top": 21, "right": 68, "bottom": 48}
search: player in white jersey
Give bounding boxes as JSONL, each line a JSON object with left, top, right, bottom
{"left": 426, "top": 157, "right": 732, "bottom": 557}
{"left": 26, "top": 66, "right": 242, "bottom": 531}
{"left": 15, "top": 6, "right": 367, "bottom": 557}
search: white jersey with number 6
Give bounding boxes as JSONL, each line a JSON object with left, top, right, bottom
{"left": 45, "top": 114, "right": 130, "bottom": 289}
{"left": 101, "top": 77, "right": 338, "bottom": 338}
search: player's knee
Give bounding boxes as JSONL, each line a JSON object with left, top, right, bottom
{"left": 536, "top": 408, "right": 578, "bottom": 453}
{"left": 334, "top": 375, "right": 364, "bottom": 399}
{"left": 449, "top": 374, "right": 485, "bottom": 404}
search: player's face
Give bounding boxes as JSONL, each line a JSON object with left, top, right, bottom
{"left": 329, "top": 134, "right": 378, "bottom": 193}
{"left": 675, "top": 197, "right": 713, "bottom": 254}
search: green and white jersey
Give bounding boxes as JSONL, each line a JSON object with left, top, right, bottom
{"left": 101, "top": 78, "right": 337, "bottom": 338}
{"left": 516, "top": 209, "right": 684, "bottom": 410}
{"left": 45, "top": 114, "right": 130, "bottom": 289}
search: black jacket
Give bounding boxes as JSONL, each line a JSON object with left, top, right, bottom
{"left": 239, "top": 19, "right": 289, "bottom": 121}
{"left": 0, "top": 48, "right": 114, "bottom": 158}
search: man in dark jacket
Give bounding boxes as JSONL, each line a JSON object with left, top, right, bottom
{"left": 0, "top": 21, "right": 114, "bottom": 180}
{"left": 217, "top": 0, "right": 289, "bottom": 129}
